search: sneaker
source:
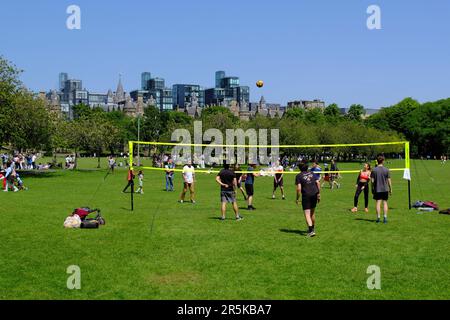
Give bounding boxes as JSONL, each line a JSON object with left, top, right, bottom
{"left": 191, "top": 200, "right": 196, "bottom": 204}
{"left": 376, "top": 218, "right": 381, "bottom": 224}
{"left": 236, "top": 215, "right": 243, "bottom": 221}
{"left": 250, "top": 206, "right": 256, "bottom": 210}
{"left": 307, "top": 231, "right": 316, "bottom": 238}
{"left": 220, "top": 217, "right": 225, "bottom": 221}
{"left": 178, "top": 200, "right": 184, "bottom": 203}
{"left": 247, "top": 206, "right": 253, "bottom": 211}
{"left": 282, "top": 196, "right": 286, "bottom": 200}
{"left": 272, "top": 195, "right": 275, "bottom": 199}
{"left": 383, "top": 217, "right": 388, "bottom": 224}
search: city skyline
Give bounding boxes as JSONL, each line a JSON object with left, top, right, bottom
{"left": 1, "top": 0, "right": 450, "bottom": 108}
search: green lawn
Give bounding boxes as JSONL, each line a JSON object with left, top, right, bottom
{"left": 1, "top": 158, "right": 449, "bottom": 300}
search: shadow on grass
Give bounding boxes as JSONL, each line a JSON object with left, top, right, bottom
{"left": 279, "top": 229, "right": 308, "bottom": 235}
{"left": 354, "top": 218, "right": 377, "bottom": 223}
{"left": 16, "top": 170, "right": 59, "bottom": 178}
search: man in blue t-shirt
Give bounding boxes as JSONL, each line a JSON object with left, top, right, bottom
{"left": 310, "top": 161, "right": 322, "bottom": 182}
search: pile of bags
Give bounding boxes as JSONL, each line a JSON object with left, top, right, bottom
{"left": 64, "top": 207, "right": 106, "bottom": 229}
{"left": 412, "top": 201, "right": 439, "bottom": 212}
{"left": 412, "top": 201, "right": 450, "bottom": 215}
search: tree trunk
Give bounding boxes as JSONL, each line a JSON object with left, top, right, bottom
{"left": 74, "top": 149, "right": 78, "bottom": 169}
{"left": 52, "top": 148, "right": 57, "bottom": 166}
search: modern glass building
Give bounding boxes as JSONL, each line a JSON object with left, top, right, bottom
{"left": 141, "top": 72, "right": 151, "bottom": 90}
{"left": 88, "top": 93, "right": 108, "bottom": 109}
{"left": 204, "top": 87, "right": 226, "bottom": 105}
{"left": 215, "top": 71, "right": 226, "bottom": 88}
{"left": 220, "top": 76, "right": 240, "bottom": 88}
{"left": 205, "top": 71, "right": 250, "bottom": 107}
{"left": 161, "top": 88, "right": 173, "bottom": 111}
{"left": 62, "top": 79, "right": 88, "bottom": 106}
{"left": 172, "top": 84, "right": 205, "bottom": 109}
{"left": 149, "top": 78, "right": 165, "bottom": 90}
{"left": 59, "top": 72, "right": 68, "bottom": 91}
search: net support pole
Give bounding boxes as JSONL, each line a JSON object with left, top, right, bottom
{"left": 129, "top": 141, "right": 134, "bottom": 212}
{"left": 131, "top": 180, "right": 134, "bottom": 212}
{"left": 405, "top": 142, "right": 411, "bottom": 210}
{"left": 408, "top": 180, "right": 411, "bottom": 210}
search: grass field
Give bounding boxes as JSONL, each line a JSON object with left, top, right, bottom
{"left": 1, "top": 158, "right": 449, "bottom": 300}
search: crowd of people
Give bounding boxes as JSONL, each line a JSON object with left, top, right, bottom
{"left": 1, "top": 152, "right": 39, "bottom": 170}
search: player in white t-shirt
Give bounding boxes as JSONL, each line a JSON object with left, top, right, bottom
{"left": 272, "top": 161, "right": 286, "bottom": 200}
{"left": 179, "top": 162, "right": 196, "bottom": 204}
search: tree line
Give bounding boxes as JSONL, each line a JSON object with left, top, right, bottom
{"left": 1, "top": 56, "right": 448, "bottom": 161}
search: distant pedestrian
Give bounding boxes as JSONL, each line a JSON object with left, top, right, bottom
{"left": 330, "top": 160, "right": 341, "bottom": 189}
{"left": 165, "top": 159, "right": 175, "bottom": 191}
{"left": 136, "top": 170, "right": 144, "bottom": 194}
{"left": 108, "top": 155, "right": 116, "bottom": 173}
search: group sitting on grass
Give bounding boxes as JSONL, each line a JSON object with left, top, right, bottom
{"left": 0, "top": 160, "right": 28, "bottom": 192}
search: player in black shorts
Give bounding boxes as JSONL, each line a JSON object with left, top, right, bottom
{"left": 272, "top": 161, "right": 286, "bottom": 200}
{"left": 295, "top": 163, "right": 321, "bottom": 237}
{"left": 216, "top": 163, "right": 243, "bottom": 221}
{"left": 234, "top": 164, "right": 247, "bottom": 200}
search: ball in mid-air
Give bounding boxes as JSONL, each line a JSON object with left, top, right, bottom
{"left": 256, "top": 80, "right": 264, "bottom": 88}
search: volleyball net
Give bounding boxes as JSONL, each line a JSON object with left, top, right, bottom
{"left": 128, "top": 140, "right": 411, "bottom": 179}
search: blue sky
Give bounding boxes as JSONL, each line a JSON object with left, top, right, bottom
{"left": 1, "top": 0, "right": 449, "bottom": 108}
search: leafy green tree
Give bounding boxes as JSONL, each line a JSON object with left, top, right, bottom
{"left": 72, "top": 103, "right": 92, "bottom": 120}
{"left": 324, "top": 103, "right": 341, "bottom": 124}
{"left": 0, "top": 56, "right": 23, "bottom": 144}
{"left": 8, "top": 91, "right": 52, "bottom": 151}
{"left": 366, "top": 98, "right": 419, "bottom": 135}
{"left": 305, "top": 108, "right": 325, "bottom": 124}
{"left": 283, "top": 107, "right": 305, "bottom": 121}
{"left": 406, "top": 99, "right": 450, "bottom": 156}
{"left": 346, "top": 104, "right": 365, "bottom": 121}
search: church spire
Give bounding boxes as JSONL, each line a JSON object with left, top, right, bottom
{"left": 116, "top": 74, "right": 125, "bottom": 102}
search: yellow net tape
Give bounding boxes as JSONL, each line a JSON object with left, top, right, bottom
{"left": 129, "top": 140, "right": 410, "bottom": 175}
